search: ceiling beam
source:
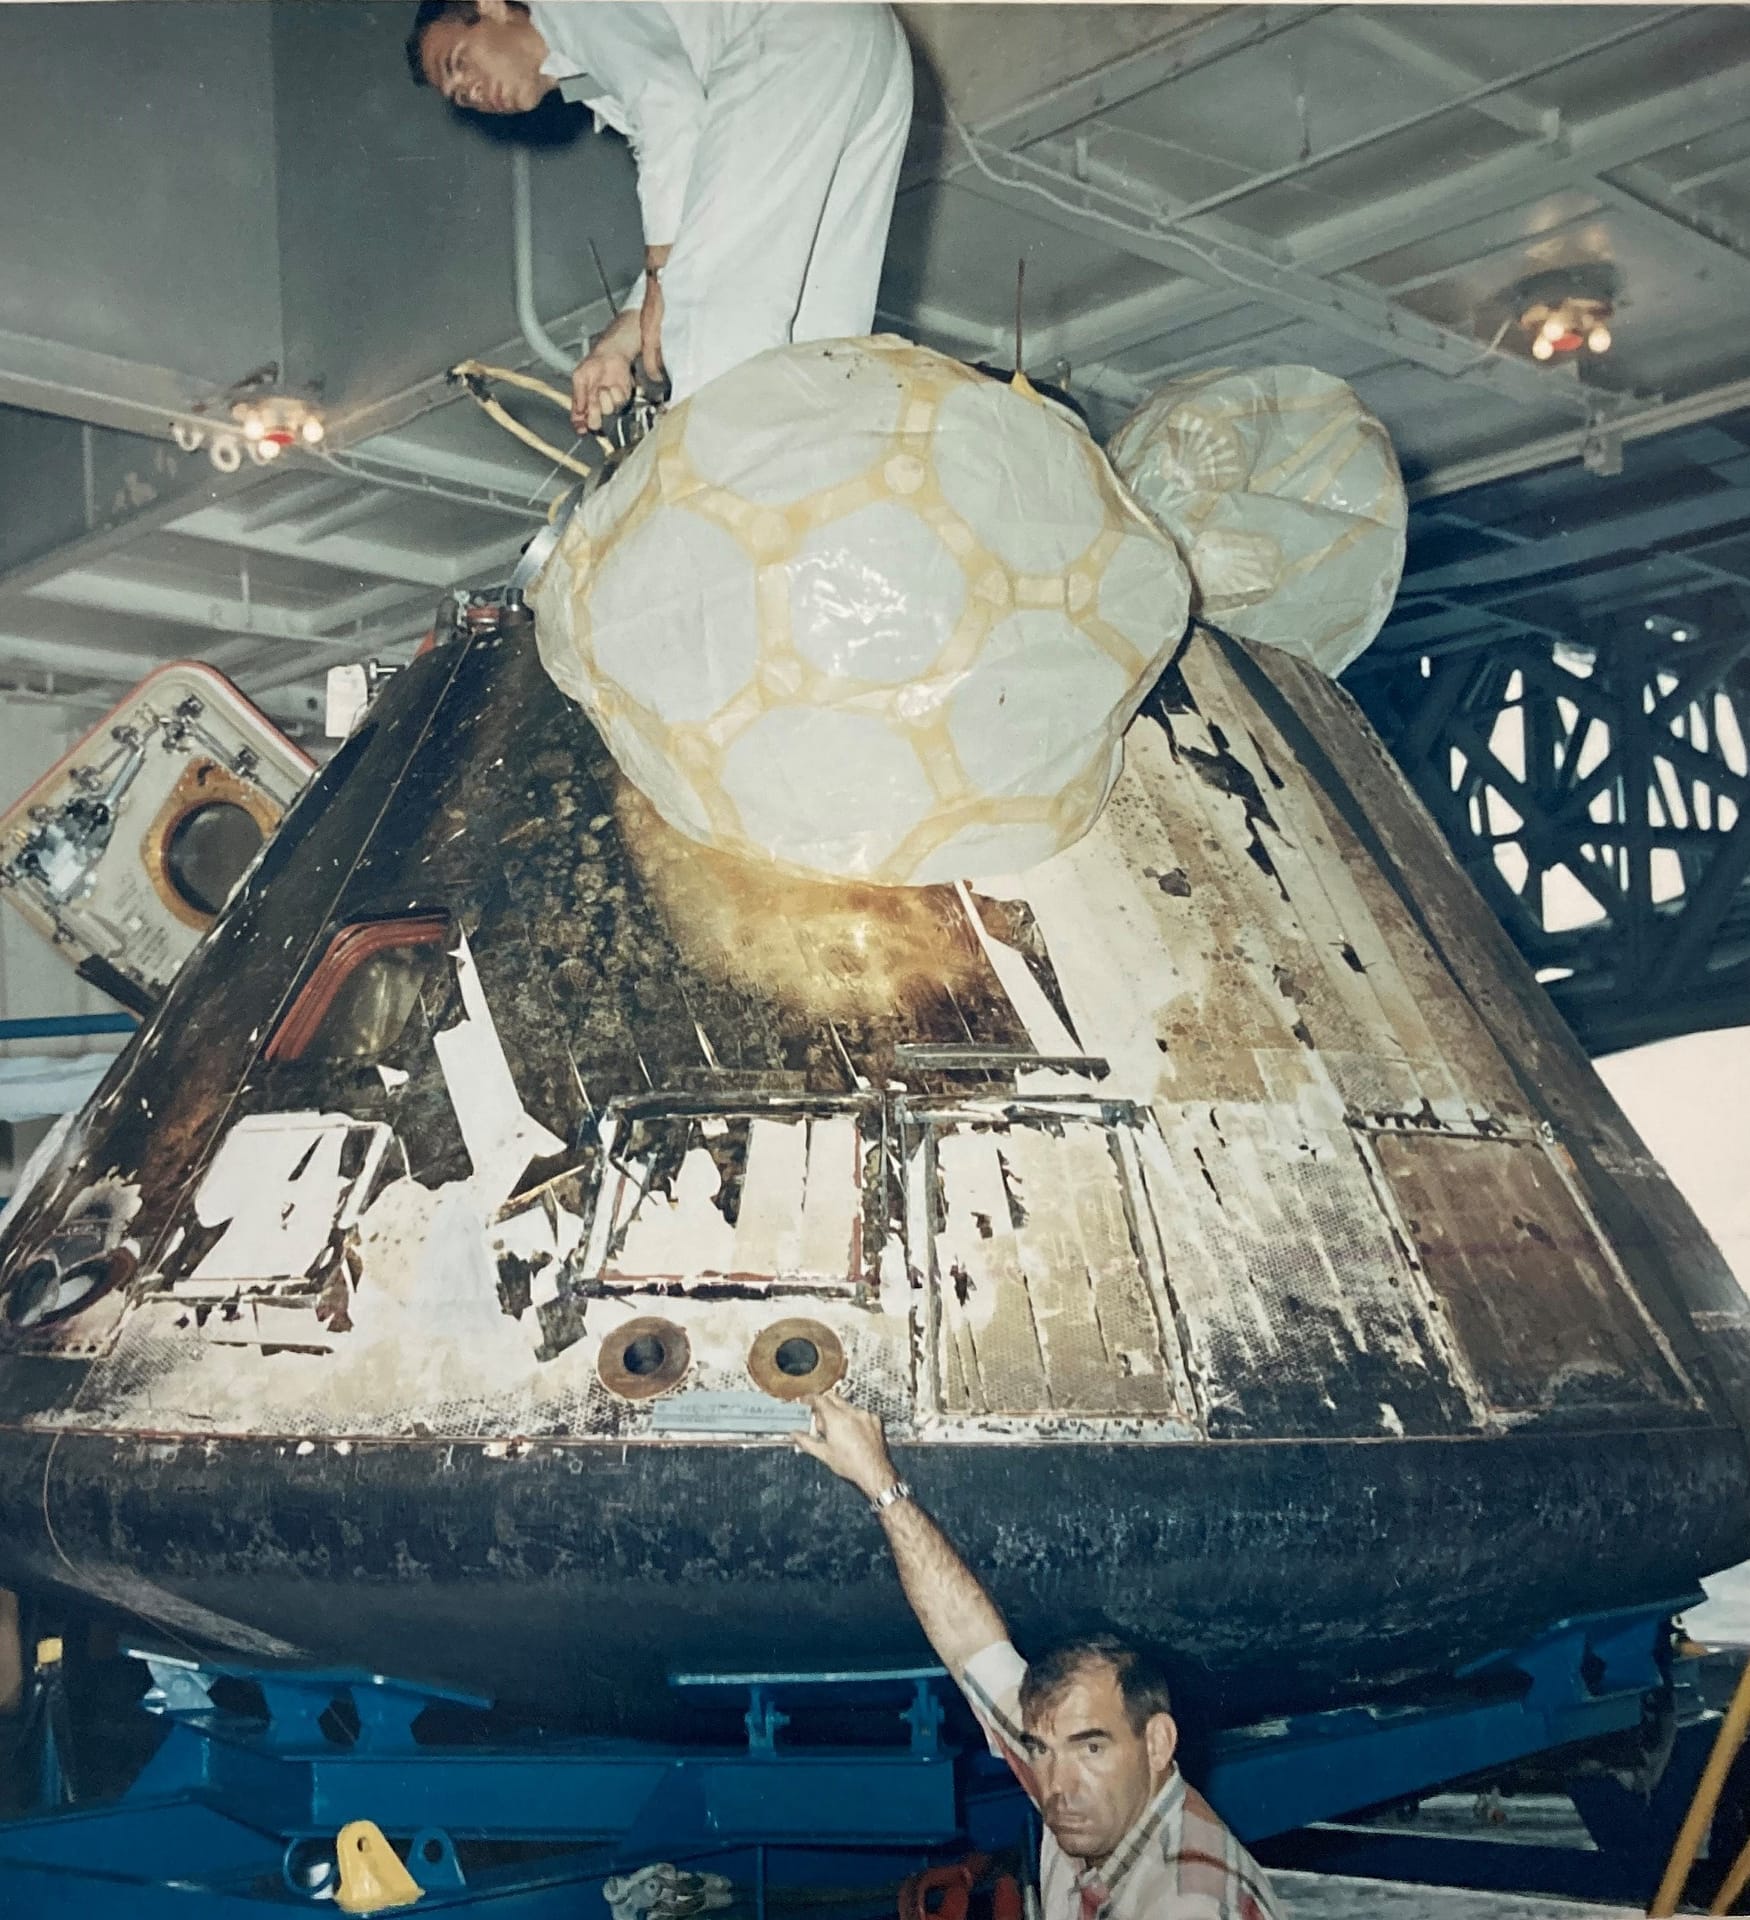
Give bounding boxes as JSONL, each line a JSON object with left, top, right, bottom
{"left": 1586, "top": 166, "right": 1750, "bottom": 286}
{"left": 950, "top": 136, "right": 1589, "bottom": 417}
{"left": 897, "top": 6, "right": 1326, "bottom": 195}
{"left": 1406, "top": 374, "right": 1750, "bottom": 500}
{"left": 1018, "top": 283, "right": 1197, "bottom": 381}
{"left": 226, "top": 474, "right": 339, "bottom": 532}
{"left": 1064, "top": 9, "right": 1678, "bottom": 252}
{"left": 1399, "top": 485, "right": 1750, "bottom": 599}
{"left": 1327, "top": 64, "right": 1750, "bottom": 268}
{"left": 236, "top": 631, "right": 426, "bottom": 698}
{"left": 323, "top": 300, "right": 615, "bottom": 450}
{"left": 1383, "top": 558, "right": 1745, "bottom": 655}
{"left": 282, "top": 486, "right": 397, "bottom": 546}
{"left": 918, "top": 12, "right": 1667, "bottom": 385}
{"left": 0, "top": 294, "right": 617, "bottom": 521}
{"left": 309, "top": 438, "right": 552, "bottom": 523}
{"left": 0, "top": 630, "right": 173, "bottom": 683}
{"left": 1335, "top": 14, "right": 1561, "bottom": 143}
{"left": 0, "top": 683, "right": 121, "bottom": 717}
{"left": 1078, "top": 58, "right": 1750, "bottom": 376}
{"left": 26, "top": 565, "right": 434, "bottom": 645}
{"left": 0, "top": 328, "right": 223, "bottom": 443}
{"left": 0, "top": 471, "right": 247, "bottom": 599}
{"left": 1665, "top": 140, "right": 1750, "bottom": 196}
{"left": 166, "top": 502, "right": 522, "bottom": 593}
{"left": 874, "top": 296, "right": 1004, "bottom": 362}
{"left": 1333, "top": 14, "right": 1750, "bottom": 294}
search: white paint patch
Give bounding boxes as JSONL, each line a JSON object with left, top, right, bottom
{"left": 190, "top": 1114, "right": 390, "bottom": 1284}
{"left": 492, "top": 1203, "right": 562, "bottom": 1267}
{"left": 376, "top": 1064, "right": 410, "bottom": 1091}
{"left": 976, "top": 755, "right": 1195, "bottom": 1100}
{"left": 490, "top": 1194, "right": 585, "bottom": 1307}
{"left": 609, "top": 1146, "right": 738, "bottom": 1279}
{"left": 731, "top": 1115, "right": 861, "bottom": 1283}
{"left": 88, "top": 1178, "right": 549, "bottom": 1434}
{"left": 49, "top": 1144, "right": 916, "bottom": 1438}
{"left": 432, "top": 932, "right": 565, "bottom": 1209}
{"left": 729, "top": 1118, "right": 809, "bottom": 1275}
{"left": 793, "top": 1114, "right": 861, "bottom": 1277}
{"left": 953, "top": 879, "right": 1079, "bottom": 1057}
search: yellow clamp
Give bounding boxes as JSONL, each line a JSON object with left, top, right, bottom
{"left": 34, "top": 1638, "right": 62, "bottom": 1669}
{"left": 334, "top": 1819, "right": 425, "bottom": 1914}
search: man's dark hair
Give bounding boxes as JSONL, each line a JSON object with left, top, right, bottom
{"left": 1019, "top": 1633, "right": 1173, "bottom": 1736}
{"left": 406, "top": 0, "right": 529, "bottom": 87}
{"left": 406, "top": 1, "right": 473, "bottom": 87}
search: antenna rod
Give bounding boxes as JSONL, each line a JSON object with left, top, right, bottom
{"left": 588, "top": 240, "right": 623, "bottom": 314}
{"left": 1015, "top": 258, "right": 1026, "bottom": 376}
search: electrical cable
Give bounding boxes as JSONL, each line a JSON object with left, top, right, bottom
{"left": 448, "top": 359, "right": 611, "bottom": 481}
{"left": 1441, "top": 317, "right": 1515, "bottom": 379}
{"left": 941, "top": 98, "right": 1294, "bottom": 310}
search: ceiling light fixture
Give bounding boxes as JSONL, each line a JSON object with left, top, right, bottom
{"left": 1503, "top": 264, "right": 1619, "bottom": 369}
{"left": 168, "top": 371, "right": 329, "bottom": 472}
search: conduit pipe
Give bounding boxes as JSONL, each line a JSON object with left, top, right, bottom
{"left": 512, "top": 150, "right": 576, "bottom": 377}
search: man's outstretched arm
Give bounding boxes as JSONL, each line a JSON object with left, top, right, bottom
{"left": 798, "top": 1392, "right": 1008, "bottom": 1677}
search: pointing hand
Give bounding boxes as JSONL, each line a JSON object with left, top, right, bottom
{"left": 795, "top": 1391, "right": 896, "bottom": 1502}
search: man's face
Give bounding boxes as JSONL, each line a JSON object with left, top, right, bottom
{"left": 1020, "top": 1662, "right": 1177, "bottom": 1868}
{"left": 420, "top": 11, "right": 549, "bottom": 115}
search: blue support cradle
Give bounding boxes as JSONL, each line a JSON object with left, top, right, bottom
{"left": 0, "top": 1595, "right": 1704, "bottom": 1914}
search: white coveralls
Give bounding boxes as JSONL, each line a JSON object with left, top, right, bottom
{"left": 528, "top": 2, "right": 914, "bottom": 401}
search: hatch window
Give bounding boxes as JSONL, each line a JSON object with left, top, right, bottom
{"left": 164, "top": 799, "right": 265, "bottom": 917}
{"left": 266, "top": 913, "right": 452, "bottom": 1064}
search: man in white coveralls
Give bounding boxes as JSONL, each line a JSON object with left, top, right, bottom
{"left": 406, "top": 1, "right": 913, "bottom": 429}
{"left": 799, "top": 1390, "right": 1286, "bottom": 1920}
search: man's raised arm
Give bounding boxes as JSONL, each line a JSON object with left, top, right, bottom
{"left": 797, "top": 1392, "right": 1008, "bottom": 1678}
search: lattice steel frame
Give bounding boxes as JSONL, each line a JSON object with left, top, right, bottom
{"left": 1354, "top": 608, "right": 1750, "bottom": 1056}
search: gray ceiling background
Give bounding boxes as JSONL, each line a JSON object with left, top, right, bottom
{"left": 4, "top": 2, "right": 1750, "bottom": 735}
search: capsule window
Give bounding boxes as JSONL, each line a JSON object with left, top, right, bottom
{"left": 2, "top": 1246, "right": 135, "bottom": 1332}
{"left": 265, "top": 914, "right": 451, "bottom": 1064}
{"left": 164, "top": 800, "right": 266, "bottom": 918}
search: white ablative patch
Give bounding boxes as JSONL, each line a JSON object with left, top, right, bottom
{"left": 432, "top": 931, "right": 566, "bottom": 1210}
{"left": 191, "top": 1113, "right": 390, "bottom": 1284}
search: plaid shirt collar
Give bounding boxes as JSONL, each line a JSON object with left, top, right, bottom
{"left": 1071, "top": 1766, "right": 1186, "bottom": 1912}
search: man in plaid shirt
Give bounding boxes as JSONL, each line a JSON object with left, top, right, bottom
{"left": 800, "top": 1393, "right": 1284, "bottom": 1920}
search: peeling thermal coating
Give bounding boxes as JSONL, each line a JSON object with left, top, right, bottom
{"left": 0, "top": 607, "right": 1744, "bottom": 1730}
{"left": 0, "top": 620, "right": 1733, "bottom": 1442}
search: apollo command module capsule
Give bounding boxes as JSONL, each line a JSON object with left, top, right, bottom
{"left": 0, "top": 344, "right": 1745, "bottom": 1738}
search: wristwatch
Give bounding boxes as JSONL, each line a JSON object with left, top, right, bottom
{"left": 869, "top": 1478, "right": 914, "bottom": 1516}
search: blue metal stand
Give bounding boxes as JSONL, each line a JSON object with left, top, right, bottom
{"left": 0, "top": 1654, "right": 974, "bottom": 1915}
{"left": 1213, "top": 1597, "right": 1689, "bottom": 1841}
{"left": 1248, "top": 1595, "right": 1716, "bottom": 1908}
{"left": 0, "top": 1595, "right": 1703, "bottom": 1914}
